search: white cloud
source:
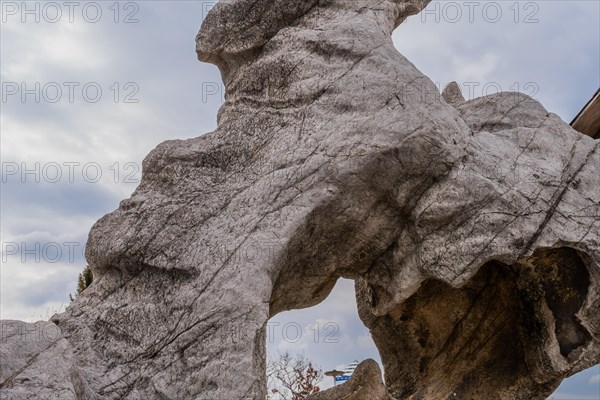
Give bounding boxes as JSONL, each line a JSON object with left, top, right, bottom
{"left": 1, "top": 20, "right": 108, "bottom": 83}
{"left": 589, "top": 374, "right": 600, "bottom": 385}
{"left": 1, "top": 260, "right": 78, "bottom": 321}
{"left": 394, "top": 0, "right": 599, "bottom": 120}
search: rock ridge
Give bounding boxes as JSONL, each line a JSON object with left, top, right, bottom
{"left": 1, "top": 1, "right": 598, "bottom": 399}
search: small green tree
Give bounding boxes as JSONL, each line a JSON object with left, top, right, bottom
{"left": 70, "top": 265, "right": 93, "bottom": 302}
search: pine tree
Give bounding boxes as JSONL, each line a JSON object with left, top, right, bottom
{"left": 70, "top": 265, "right": 93, "bottom": 302}
{"left": 77, "top": 265, "right": 93, "bottom": 294}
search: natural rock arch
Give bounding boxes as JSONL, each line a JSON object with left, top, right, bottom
{"left": 1, "top": 1, "right": 598, "bottom": 399}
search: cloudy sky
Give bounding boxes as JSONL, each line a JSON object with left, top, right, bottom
{"left": 1, "top": 0, "right": 598, "bottom": 397}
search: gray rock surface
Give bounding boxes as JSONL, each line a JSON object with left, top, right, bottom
{"left": 306, "top": 359, "right": 390, "bottom": 400}
{"left": 1, "top": 0, "right": 599, "bottom": 399}
{"left": 442, "top": 81, "right": 466, "bottom": 107}
{"left": 0, "top": 321, "right": 94, "bottom": 399}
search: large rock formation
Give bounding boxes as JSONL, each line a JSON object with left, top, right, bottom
{"left": 1, "top": 0, "right": 598, "bottom": 399}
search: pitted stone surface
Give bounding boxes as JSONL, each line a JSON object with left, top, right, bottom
{"left": 1, "top": 1, "right": 598, "bottom": 399}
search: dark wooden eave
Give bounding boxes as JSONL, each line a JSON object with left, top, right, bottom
{"left": 571, "top": 88, "right": 600, "bottom": 139}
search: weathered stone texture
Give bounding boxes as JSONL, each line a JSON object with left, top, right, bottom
{"left": 1, "top": 0, "right": 598, "bottom": 399}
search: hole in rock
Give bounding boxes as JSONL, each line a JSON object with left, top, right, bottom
{"left": 264, "top": 233, "right": 594, "bottom": 399}
{"left": 364, "top": 247, "right": 594, "bottom": 400}
{"left": 266, "top": 278, "right": 380, "bottom": 394}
